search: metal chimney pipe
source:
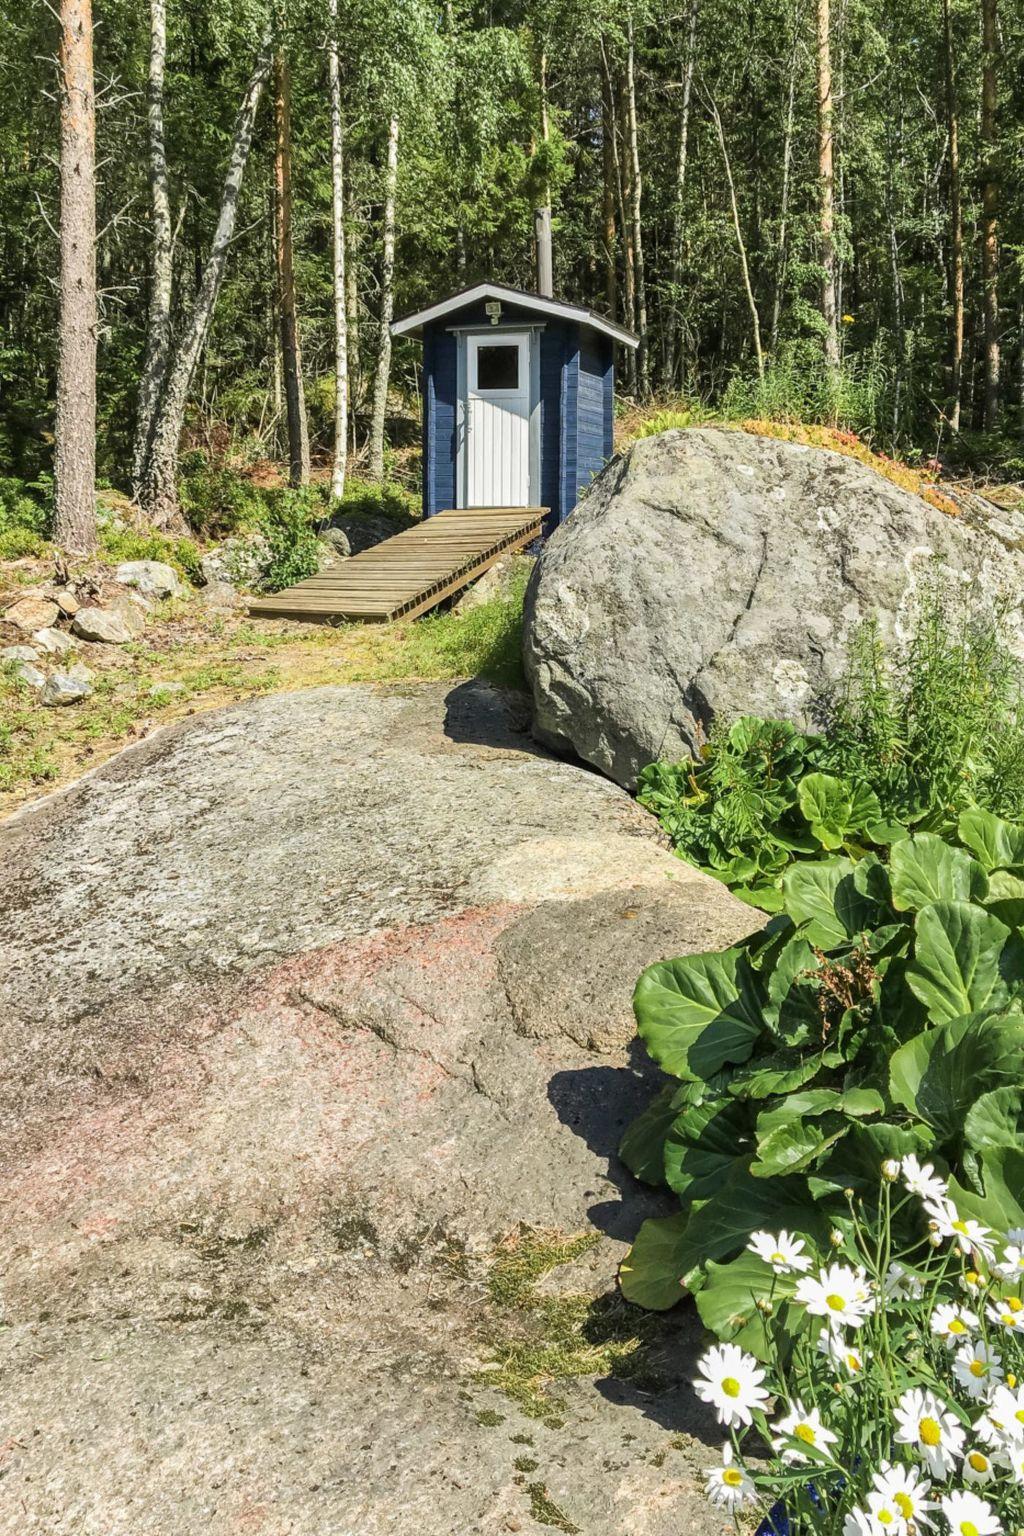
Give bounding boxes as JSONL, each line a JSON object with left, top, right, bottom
{"left": 534, "top": 206, "right": 554, "bottom": 297}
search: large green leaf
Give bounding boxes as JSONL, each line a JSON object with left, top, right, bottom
{"left": 798, "top": 773, "right": 855, "bottom": 850}
{"left": 694, "top": 1251, "right": 808, "bottom": 1360}
{"left": 764, "top": 936, "right": 821, "bottom": 1045}
{"left": 958, "top": 810, "right": 1024, "bottom": 872}
{"left": 726, "top": 1049, "right": 826, "bottom": 1098}
{"left": 889, "top": 1009, "right": 1024, "bottom": 1141}
{"left": 965, "top": 1088, "right": 1024, "bottom": 1153}
{"left": 618, "top": 1212, "right": 692, "bottom": 1310}
{"left": 619, "top": 1082, "right": 689, "bottom": 1186}
{"left": 890, "top": 835, "right": 989, "bottom": 912}
{"left": 949, "top": 1146, "right": 1024, "bottom": 1233}
{"left": 783, "top": 858, "right": 881, "bottom": 949}
{"left": 808, "top": 1120, "right": 934, "bottom": 1198}
{"left": 663, "top": 1097, "right": 751, "bottom": 1203}
{"left": 906, "top": 902, "right": 1022, "bottom": 1022}
{"left": 633, "top": 949, "right": 765, "bottom": 1081}
{"left": 751, "top": 1116, "right": 846, "bottom": 1177}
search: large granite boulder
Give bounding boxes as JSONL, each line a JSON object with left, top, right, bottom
{"left": 524, "top": 427, "right": 1024, "bottom": 788}
{"left": 0, "top": 681, "right": 756, "bottom": 1535}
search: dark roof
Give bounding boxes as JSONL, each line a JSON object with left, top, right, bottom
{"left": 391, "top": 281, "right": 639, "bottom": 348}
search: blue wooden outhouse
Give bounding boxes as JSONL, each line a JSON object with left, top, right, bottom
{"left": 391, "top": 282, "right": 638, "bottom": 534}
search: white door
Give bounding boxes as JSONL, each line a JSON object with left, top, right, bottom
{"left": 464, "top": 332, "right": 531, "bottom": 506}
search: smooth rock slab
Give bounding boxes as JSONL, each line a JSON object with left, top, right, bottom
{"left": 72, "top": 603, "right": 142, "bottom": 644}
{"left": 115, "top": 558, "right": 183, "bottom": 600}
{"left": 3, "top": 594, "right": 60, "bottom": 632}
{"left": 0, "top": 682, "right": 755, "bottom": 1536}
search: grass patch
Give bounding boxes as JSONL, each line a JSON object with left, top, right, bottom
{"left": 526, "top": 1483, "right": 581, "bottom": 1534}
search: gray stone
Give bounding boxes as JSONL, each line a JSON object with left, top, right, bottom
{"left": 8, "top": 659, "right": 45, "bottom": 690}
{"left": 66, "top": 660, "right": 94, "bottom": 684}
{"left": 3, "top": 594, "right": 60, "bottom": 633}
{"left": 453, "top": 553, "right": 526, "bottom": 614}
{"left": 147, "top": 679, "right": 186, "bottom": 697}
{"left": 1, "top": 644, "right": 40, "bottom": 664}
{"left": 0, "top": 681, "right": 755, "bottom": 1535}
{"left": 196, "top": 579, "right": 243, "bottom": 613}
{"left": 200, "top": 534, "right": 271, "bottom": 590}
{"left": 41, "top": 670, "right": 92, "bottom": 706}
{"left": 72, "top": 604, "right": 142, "bottom": 645}
{"left": 115, "top": 559, "right": 183, "bottom": 600}
{"left": 524, "top": 427, "right": 1024, "bottom": 788}
{"left": 52, "top": 588, "right": 80, "bottom": 617}
{"left": 320, "top": 512, "right": 399, "bottom": 557}
{"left": 32, "top": 626, "right": 78, "bottom": 656}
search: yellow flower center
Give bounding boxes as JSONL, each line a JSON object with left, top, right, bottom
{"left": 1010, "top": 1374, "right": 1019, "bottom": 1388}
{"left": 722, "top": 1377, "right": 741, "bottom": 1398}
{"left": 968, "top": 1452, "right": 989, "bottom": 1473}
{"left": 826, "top": 1293, "right": 846, "bottom": 1311}
{"left": 961, "top": 1522, "right": 979, "bottom": 1536}
{"left": 1015, "top": 1410, "right": 1024, "bottom": 1425}
{"left": 771, "top": 1251, "right": 786, "bottom": 1265}
{"left": 894, "top": 1495, "right": 914, "bottom": 1519}
{"left": 965, "top": 1271, "right": 980, "bottom": 1286}
{"left": 1006, "top": 1296, "right": 1022, "bottom": 1313}
{"left": 919, "top": 1417, "right": 942, "bottom": 1447}
{"left": 847, "top": 1354, "right": 861, "bottom": 1373}
{"left": 953, "top": 1221, "right": 970, "bottom": 1236}
{"left": 970, "top": 1361, "right": 986, "bottom": 1378}
{"left": 1001, "top": 1312, "right": 1018, "bottom": 1327}
{"left": 878, "top": 1510, "right": 894, "bottom": 1526}
{"left": 948, "top": 1319, "right": 967, "bottom": 1334}
{"left": 723, "top": 1468, "right": 743, "bottom": 1487}
{"left": 794, "top": 1424, "right": 816, "bottom": 1445}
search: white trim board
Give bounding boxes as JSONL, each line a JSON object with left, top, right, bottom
{"left": 392, "top": 281, "right": 638, "bottom": 349}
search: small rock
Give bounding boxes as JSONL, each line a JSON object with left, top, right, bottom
{"left": 52, "top": 588, "right": 80, "bottom": 617}
{"left": 41, "top": 671, "right": 92, "bottom": 706}
{"left": 200, "top": 535, "right": 270, "bottom": 590}
{"left": 67, "top": 661, "right": 94, "bottom": 684}
{"left": 3, "top": 595, "right": 60, "bottom": 633}
{"left": 454, "top": 556, "right": 520, "bottom": 614}
{"left": 320, "top": 514, "right": 397, "bottom": 558}
{"left": 32, "top": 627, "right": 78, "bottom": 657}
{"left": 196, "top": 581, "right": 242, "bottom": 613}
{"left": 8, "top": 660, "right": 46, "bottom": 690}
{"left": 147, "top": 680, "right": 186, "bottom": 698}
{"left": 115, "top": 560, "right": 182, "bottom": 601}
{"left": 72, "top": 606, "right": 140, "bottom": 645}
{"left": 1, "top": 644, "right": 41, "bottom": 664}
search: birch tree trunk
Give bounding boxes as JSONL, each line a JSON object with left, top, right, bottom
{"left": 816, "top": 0, "right": 840, "bottom": 372}
{"left": 55, "top": 0, "right": 97, "bottom": 555}
{"left": 273, "top": 49, "right": 310, "bottom": 487}
{"left": 138, "top": 34, "right": 273, "bottom": 530}
{"left": 345, "top": 180, "right": 361, "bottom": 444}
{"left": 131, "top": 0, "right": 173, "bottom": 497}
{"left": 709, "top": 92, "right": 764, "bottom": 380}
{"left": 942, "top": 0, "right": 964, "bottom": 431}
{"left": 665, "top": 0, "right": 698, "bottom": 388}
{"left": 601, "top": 68, "right": 617, "bottom": 319}
{"left": 770, "top": 4, "right": 799, "bottom": 354}
{"left": 368, "top": 113, "right": 398, "bottom": 483}
{"left": 328, "top": 0, "right": 348, "bottom": 500}
{"left": 625, "top": 20, "right": 649, "bottom": 398}
{"left": 980, "top": 0, "right": 999, "bottom": 429}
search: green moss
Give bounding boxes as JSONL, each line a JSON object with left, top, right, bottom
{"left": 475, "top": 1408, "right": 505, "bottom": 1427}
{"left": 487, "top": 1230, "right": 600, "bottom": 1309}
{"left": 514, "top": 1456, "right": 540, "bottom": 1472}
{"left": 526, "top": 1483, "right": 580, "bottom": 1534}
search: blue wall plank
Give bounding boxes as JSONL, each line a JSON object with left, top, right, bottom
{"left": 424, "top": 325, "right": 457, "bottom": 516}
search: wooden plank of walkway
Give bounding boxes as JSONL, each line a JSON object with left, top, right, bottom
{"left": 247, "top": 505, "right": 545, "bottom": 623}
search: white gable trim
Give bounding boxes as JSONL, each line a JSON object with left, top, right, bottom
{"left": 391, "top": 282, "right": 638, "bottom": 348}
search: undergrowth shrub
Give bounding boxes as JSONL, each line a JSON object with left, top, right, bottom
{"left": 253, "top": 488, "right": 324, "bottom": 592}
{"left": 178, "top": 451, "right": 265, "bottom": 537}
{"left": 98, "top": 523, "right": 202, "bottom": 584}
{"left": 0, "top": 476, "right": 52, "bottom": 559}
{"left": 332, "top": 476, "right": 419, "bottom": 527}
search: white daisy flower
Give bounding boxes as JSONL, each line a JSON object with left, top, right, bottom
{"left": 867, "top": 1491, "right": 904, "bottom": 1531}
{"left": 871, "top": 1462, "right": 935, "bottom": 1529}
{"left": 818, "top": 1331, "right": 867, "bottom": 1376}
{"left": 704, "top": 1442, "right": 757, "bottom": 1509}
{"left": 926, "top": 1203, "right": 998, "bottom": 1263}
{"left": 795, "top": 1263, "right": 875, "bottom": 1331}
{"left": 1008, "top": 1226, "right": 1024, "bottom": 1246}
{"left": 893, "top": 1387, "right": 966, "bottom": 1477}
{"left": 885, "top": 1262, "right": 925, "bottom": 1301}
{"left": 747, "top": 1228, "right": 813, "bottom": 1274}
{"left": 843, "top": 1508, "right": 882, "bottom": 1536}
{"left": 940, "top": 1489, "right": 1001, "bottom": 1536}
{"left": 902, "top": 1154, "right": 948, "bottom": 1203}
{"left": 771, "top": 1399, "right": 839, "bottom": 1464}
{"left": 693, "top": 1342, "right": 769, "bottom": 1429}
{"left": 984, "top": 1383, "right": 1024, "bottom": 1442}
{"left": 931, "top": 1302, "right": 979, "bottom": 1345}
{"left": 1006, "top": 1441, "right": 1024, "bottom": 1485}
{"left": 960, "top": 1269, "right": 986, "bottom": 1297}
{"left": 986, "top": 1294, "right": 1024, "bottom": 1332}
{"left": 953, "top": 1340, "right": 1003, "bottom": 1401}
{"left": 995, "top": 1244, "right": 1024, "bottom": 1281}
{"left": 962, "top": 1445, "right": 998, "bottom": 1485}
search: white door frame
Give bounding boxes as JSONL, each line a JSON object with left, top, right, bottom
{"left": 452, "top": 325, "right": 541, "bottom": 508}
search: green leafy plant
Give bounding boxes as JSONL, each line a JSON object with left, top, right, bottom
{"left": 618, "top": 813, "right": 1024, "bottom": 1330}
{"left": 253, "top": 489, "right": 323, "bottom": 592}
{"left": 0, "top": 476, "right": 52, "bottom": 559}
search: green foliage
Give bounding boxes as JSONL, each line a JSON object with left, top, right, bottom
{"left": 0, "top": 476, "right": 52, "bottom": 559}
{"left": 619, "top": 813, "right": 1024, "bottom": 1321}
{"left": 331, "top": 476, "right": 419, "bottom": 528}
{"left": 639, "top": 592, "right": 1024, "bottom": 907}
{"left": 97, "top": 523, "right": 203, "bottom": 584}
{"left": 721, "top": 340, "right": 895, "bottom": 436}
{"left": 252, "top": 488, "right": 325, "bottom": 593}
{"left": 178, "top": 452, "right": 266, "bottom": 538}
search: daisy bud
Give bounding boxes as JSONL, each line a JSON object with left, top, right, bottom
{"left": 830, "top": 1229, "right": 844, "bottom": 1248}
{"left": 929, "top": 1231, "right": 943, "bottom": 1247}
{"left": 756, "top": 1298, "right": 774, "bottom": 1316}
{"left": 882, "top": 1159, "right": 900, "bottom": 1181}
{"left": 843, "top": 1188, "right": 855, "bottom": 1200}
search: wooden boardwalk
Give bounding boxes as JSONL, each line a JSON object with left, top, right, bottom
{"left": 248, "top": 505, "right": 545, "bottom": 624}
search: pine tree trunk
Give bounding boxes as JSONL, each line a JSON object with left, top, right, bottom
{"left": 816, "top": 0, "right": 840, "bottom": 372}
{"left": 942, "top": 0, "right": 964, "bottom": 432}
{"left": 273, "top": 50, "right": 310, "bottom": 487}
{"left": 625, "top": 21, "right": 649, "bottom": 399}
{"left": 131, "top": 0, "right": 173, "bottom": 498}
{"left": 328, "top": 0, "right": 348, "bottom": 500}
{"left": 138, "top": 34, "right": 273, "bottom": 530}
{"left": 601, "top": 68, "right": 617, "bottom": 320}
{"left": 980, "top": 0, "right": 999, "bottom": 430}
{"left": 368, "top": 113, "right": 398, "bottom": 483}
{"left": 55, "top": 0, "right": 97, "bottom": 555}
{"left": 709, "top": 92, "right": 764, "bottom": 380}
{"left": 665, "top": 0, "right": 698, "bottom": 388}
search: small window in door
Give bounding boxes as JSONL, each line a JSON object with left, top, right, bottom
{"left": 476, "top": 344, "right": 519, "bottom": 391}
